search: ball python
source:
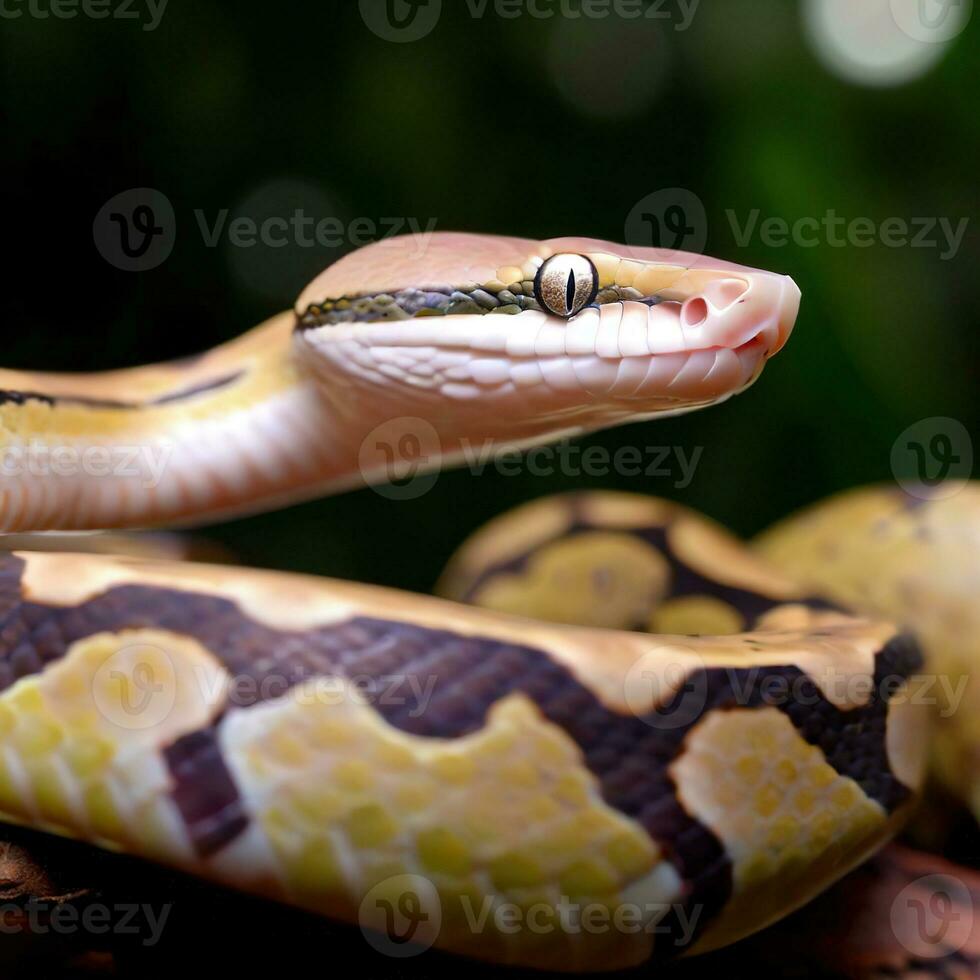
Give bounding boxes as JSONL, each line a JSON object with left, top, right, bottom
{"left": 443, "top": 487, "right": 980, "bottom": 837}
{"left": 0, "top": 233, "right": 930, "bottom": 971}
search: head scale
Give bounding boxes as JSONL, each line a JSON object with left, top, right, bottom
{"left": 293, "top": 232, "right": 801, "bottom": 447}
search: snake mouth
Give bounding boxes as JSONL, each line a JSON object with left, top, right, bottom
{"left": 295, "top": 269, "right": 799, "bottom": 363}
{"left": 296, "top": 295, "right": 794, "bottom": 409}
{"left": 293, "top": 236, "right": 800, "bottom": 415}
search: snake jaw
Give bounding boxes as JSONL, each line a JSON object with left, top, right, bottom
{"left": 293, "top": 234, "right": 801, "bottom": 442}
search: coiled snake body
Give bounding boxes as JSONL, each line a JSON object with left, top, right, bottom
{"left": 0, "top": 234, "right": 949, "bottom": 970}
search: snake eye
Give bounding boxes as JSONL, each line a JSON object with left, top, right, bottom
{"left": 534, "top": 253, "right": 599, "bottom": 319}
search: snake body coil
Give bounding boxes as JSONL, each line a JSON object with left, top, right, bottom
{"left": 0, "top": 235, "right": 932, "bottom": 970}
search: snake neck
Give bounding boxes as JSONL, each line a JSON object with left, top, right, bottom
{"left": 0, "top": 314, "right": 399, "bottom": 532}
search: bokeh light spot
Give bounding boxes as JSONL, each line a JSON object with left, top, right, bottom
{"left": 546, "top": 14, "right": 670, "bottom": 120}
{"left": 804, "top": 0, "right": 968, "bottom": 87}
{"left": 225, "top": 178, "right": 344, "bottom": 303}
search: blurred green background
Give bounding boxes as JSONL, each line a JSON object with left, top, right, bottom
{"left": 1, "top": 0, "right": 976, "bottom": 592}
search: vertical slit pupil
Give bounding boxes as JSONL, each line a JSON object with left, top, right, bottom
{"left": 566, "top": 270, "right": 577, "bottom": 313}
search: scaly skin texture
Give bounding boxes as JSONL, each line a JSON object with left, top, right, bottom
{"left": 0, "top": 233, "right": 798, "bottom": 532}
{"left": 0, "top": 234, "right": 927, "bottom": 969}
{"left": 0, "top": 551, "right": 923, "bottom": 968}
{"left": 756, "top": 484, "right": 980, "bottom": 825}
{"left": 443, "top": 489, "right": 980, "bottom": 956}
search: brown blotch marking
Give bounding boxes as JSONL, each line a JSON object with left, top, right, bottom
{"left": 0, "top": 555, "right": 921, "bottom": 952}
{"left": 165, "top": 730, "right": 249, "bottom": 857}
{"left": 463, "top": 517, "right": 842, "bottom": 630}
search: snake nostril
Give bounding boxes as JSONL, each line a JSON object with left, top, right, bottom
{"left": 682, "top": 297, "right": 709, "bottom": 328}
{"left": 703, "top": 278, "right": 748, "bottom": 311}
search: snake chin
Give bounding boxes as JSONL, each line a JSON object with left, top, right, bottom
{"left": 291, "top": 233, "right": 799, "bottom": 442}
{"left": 295, "top": 295, "right": 791, "bottom": 435}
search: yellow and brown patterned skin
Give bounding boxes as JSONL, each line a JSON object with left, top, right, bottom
{"left": 0, "top": 549, "right": 924, "bottom": 969}
{"left": 0, "top": 234, "right": 929, "bottom": 968}
{"left": 756, "top": 484, "right": 980, "bottom": 826}
{"left": 438, "top": 492, "right": 822, "bottom": 634}
{"left": 441, "top": 491, "right": 935, "bottom": 957}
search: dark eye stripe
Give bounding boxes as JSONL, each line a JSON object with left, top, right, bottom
{"left": 296, "top": 280, "right": 664, "bottom": 330}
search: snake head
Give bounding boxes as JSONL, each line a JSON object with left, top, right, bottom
{"left": 293, "top": 233, "right": 800, "bottom": 444}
